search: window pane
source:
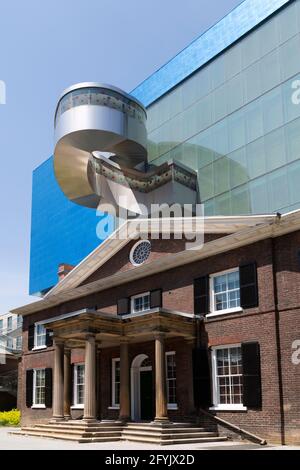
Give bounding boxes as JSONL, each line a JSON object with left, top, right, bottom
{"left": 215, "top": 347, "right": 243, "bottom": 405}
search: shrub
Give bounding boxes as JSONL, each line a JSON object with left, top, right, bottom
{"left": 0, "top": 409, "right": 20, "bottom": 426}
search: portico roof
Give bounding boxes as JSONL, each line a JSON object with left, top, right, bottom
{"left": 12, "top": 211, "right": 300, "bottom": 317}
{"left": 39, "top": 308, "right": 198, "bottom": 348}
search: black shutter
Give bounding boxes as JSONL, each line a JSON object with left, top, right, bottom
{"left": 46, "top": 329, "right": 53, "bottom": 347}
{"left": 192, "top": 348, "right": 212, "bottom": 407}
{"left": 150, "top": 289, "right": 162, "bottom": 309}
{"left": 194, "top": 276, "right": 209, "bottom": 315}
{"left": 239, "top": 263, "right": 258, "bottom": 309}
{"left": 242, "top": 342, "right": 262, "bottom": 409}
{"left": 117, "top": 298, "right": 129, "bottom": 316}
{"left": 26, "top": 369, "right": 33, "bottom": 407}
{"left": 45, "top": 368, "right": 53, "bottom": 408}
{"left": 28, "top": 324, "right": 35, "bottom": 351}
{"left": 71, "top": 364, "right": 74, "bottom": 406}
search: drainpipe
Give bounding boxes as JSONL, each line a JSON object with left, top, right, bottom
{"left": 271, "top": 213, "right": 285, "bottom": 445}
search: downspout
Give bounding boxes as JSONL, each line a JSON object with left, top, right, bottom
{"left": 271, "top": 213, "right": 285, "bottom": 445}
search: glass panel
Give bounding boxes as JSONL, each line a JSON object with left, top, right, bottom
{"left": 260, "top": 49, "right": 281, "bottom": 94}
{"left": 249, "top": 177, "right": 269, "bottom": 214}
{"left": 242, "top": 32, "right": 261, "bottom": 69}
{"left": 259, "top": 17, "right": 279, "bottom": 56}
{"left": 262, "top": 87, "right": 283, "bottom": 134}
{"left": 214, "top": 158, "right": 229, "bottom": 195}
{"left": 287, "top": 160, "right": 300, "bottom": 205}
{"left": 213, "top": 84, "right": 228, "bottom": 121}
{"left": 285, "top": 118, "right": 300, "bottom": 163}
{"left": 228, "top": 111, "right": 246, "bottom": 153}
{"left": 278, "top": 3, "right": 298, "bottom": 44}
{"left": 229, "top": 148, "right": 248, "bottom": 189}
{"left": 215, "top": 193, "right": 231, "bottom": 215}
{"left": 245, "top": 99, "right": 264, "bottom": 144}
{"left": 225, "top": 44, "right": 242, "bottom": 80}
{"left": 244, "top": 62, "right": 262, "bottom": 102}
{"left": 231, "top": 185, "right": 251, "bottom": 215}
{"left": 265, "top": 127, "right": 286, "bottom": 172}
{"left": 283, "top": 75, "right": 300, "bottom": 123}
{"left": 279, "top": 35, "right": 300, "bottom": 82}
{"left": 246, "top": 137, "right": 266, "bottom": 179}
{"left": 199, "top": 164, "right": 214, "bottom": 201}
{"left": 227, "top": 75, "right": 244, "bottom": 114}
{"left": 267, "top": 167, "right": 289, "bottom": 212}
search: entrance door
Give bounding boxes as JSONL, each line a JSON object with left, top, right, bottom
{"left": 140, "top": 370, "right": 153, "bottom": 420}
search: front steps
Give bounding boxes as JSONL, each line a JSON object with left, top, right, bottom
{"left": 13, "top": 420, "right": 227, "bottom": 445}
{"left": 122, "top": 423, "right": 227, "bottom": 445}
{"left": 13, "top": 421, "right": 123, "bottom": 443}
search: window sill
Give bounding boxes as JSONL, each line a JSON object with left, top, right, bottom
{"left": 108, "top": 405, "right": 120, "bottom": 410}
{"left": 209, "top": 405, "right": 247, "bottom": 412}
{"left": 167, "top": 404, "right": 178, "bottom": 410}
{"left": 71, "top": 405, "right": 84, "bottom": 409}
{"left": 31, "top": 404, "right": 46, "bottom": 409}
{"left": 32, "top": 345, "right": 47, "bottom": 351}
{"left": 206, "top": 308, "right": 243, "bottom": 318}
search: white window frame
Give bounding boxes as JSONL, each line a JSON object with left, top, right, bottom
{"left": 71, "top": 363, "right": 85, "bottom": 409}
{"left": 33, "top": 323, "right": 47, "bottom": 350}
{"left": 16, "top": 335, "right": 22, "bottom": 350}
{"left": 6, "top": 337, "right": 14, "bottom": 350}
{"left": 7, "top": 316, "right": 13, "bottom": 332}
{"left": 207, "top": 268, "right": 242, "bottom": 317}
{"left": 110, "top": 358, "right": 120, "bottom": 409}
{"left": 166, "top": 351, "right": 178, "bottom": 410}
{"left": 130, "top": 292, "right": 151, "bottom": 314}
{"left": 210, "top": 344, "right": 246, "bottom": 411}
{"left": 32, "top": 368, "right": 46, "bottom": 409}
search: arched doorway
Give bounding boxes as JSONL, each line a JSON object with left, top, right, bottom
{"left": 131, "top": 354, "right": 153, "bottom": 421}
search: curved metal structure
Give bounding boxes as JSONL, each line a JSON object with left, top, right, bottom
{"left": 54, "top": 83, "right": 147, "bottom": 208}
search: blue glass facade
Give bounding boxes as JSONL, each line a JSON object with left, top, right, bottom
{"left": 30, "top": 0, "right": 295, "bottom": 295}
{"left": 29, "top": 158, "right": 111, "bottom": 295}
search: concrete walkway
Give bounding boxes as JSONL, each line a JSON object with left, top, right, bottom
{"left": 0, "top": 428, "right": 299, "bottom": 450}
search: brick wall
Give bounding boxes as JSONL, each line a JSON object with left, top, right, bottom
{"left": 18, "top": 231, "right": 300, "bottom": 443}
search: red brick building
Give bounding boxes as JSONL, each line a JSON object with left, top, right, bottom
{"left": 13, "top": 212, "right": 300, "bottom": 444}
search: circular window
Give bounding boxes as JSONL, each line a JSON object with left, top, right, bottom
{"left": 130, "top": 240, "right": 151, "bottom": 266}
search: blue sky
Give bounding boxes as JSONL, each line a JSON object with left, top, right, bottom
{"left": 0, "top": 0, "right": 242, "bottom": 313}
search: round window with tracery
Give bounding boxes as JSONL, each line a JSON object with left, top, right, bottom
{"left": 130, "top": 240, "right": 151, "bottom": 266}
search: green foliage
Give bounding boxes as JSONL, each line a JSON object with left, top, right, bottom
{"left": 0, "top": 409, "right": 20, "bottom": 426}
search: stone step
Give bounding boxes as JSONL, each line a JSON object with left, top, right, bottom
{"left": 121, "top": 435, "right": 228, "bottom": 445}
{"left": 13, "top": 430, "right": 120, "bottom": 443}
{"left": 124, "top": 425, "right": 207, "bottom": 433}
{"left": 122, "top": 430, "right": 218, "bottom": 439}
{"left": 21, "top": 426, "right": 121, "bottom": 438}
{"left": 37, "top": 424, "right": 122, "bottom": 432}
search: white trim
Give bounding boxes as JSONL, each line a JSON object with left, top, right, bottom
{"left": 211, "top": 345, "right": 245, "bottom": 410}
{"left": 209, "top": 405, "right": 247, "bottom": 411}
{"left": 32, "top": 345, "right": 47, "bottom": 351}
{"left": 108, "top": 405, "right": 120, "bottom": 410}
{"left": 112, "top": 358, "right": 120, "bottom": 407}
{"left": 71, "top": 404, "right": 84, "bottom": 410}
{"left": 32, "top": 368, "right": 46, "bottom": 407}
{"left": 167, "top": 404, "right": 178, "bottom": 410}
{"left": 129, "top": 240, "right": 151, "bottom": 267}
{"left": 73, "top": 363, "right": 85, "bottom": 407}
{"left": 209, "top": 268, "right": 241, "bottom": 316}
{"left": 34, "top": 323, "right": 47, "bottom": 349}
{"left": 165, "top": 351, "right": 178, "bottom": 408}
{"left": 31, "top": 404, "right": 46, "bottom": 409}
{"left": 206, "top": 308, "right": 243, "bottom": 318}
{"left": 130, "top": 354, "right": 151, "bottom": 421}
{"left": 130, "top": 292, "right": 151, "bottom": 314}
